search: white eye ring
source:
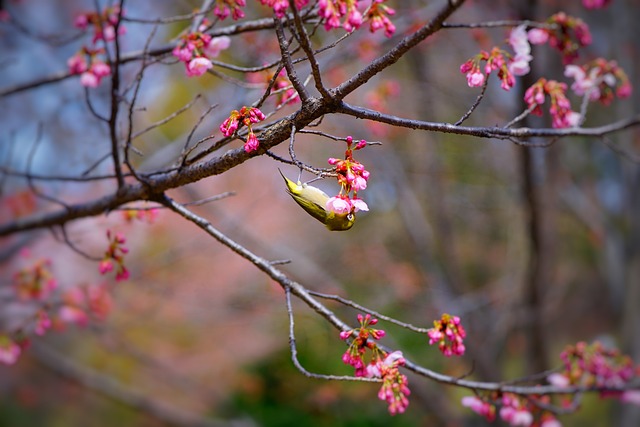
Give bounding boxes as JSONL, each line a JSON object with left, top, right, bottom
{"left": 347, "top": 213, "right": 354, "bottom": 221}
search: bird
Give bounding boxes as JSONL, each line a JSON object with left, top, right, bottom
{"left": 279, "top": 169, "right": 355, "bottom": 231}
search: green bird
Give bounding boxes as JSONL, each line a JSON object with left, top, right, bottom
{"left": 279, "top": 169, "right": 355, "bottom": 231}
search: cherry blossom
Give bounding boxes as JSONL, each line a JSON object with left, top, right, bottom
{"left": 427, "top": 313, "right": 466, "bottom": 357}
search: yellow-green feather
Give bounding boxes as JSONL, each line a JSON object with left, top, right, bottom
{"left": 278, "top": 169, "right": 355, "bottom": 231}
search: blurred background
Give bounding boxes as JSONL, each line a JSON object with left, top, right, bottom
{"left": 0, "top": 0, "right": 639, "bottom": 425}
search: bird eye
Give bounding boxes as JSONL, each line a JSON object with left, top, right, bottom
{"left": 347, "top": 213, "right": 354, "bottom": 221}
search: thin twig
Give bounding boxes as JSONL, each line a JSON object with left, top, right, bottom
{"left": 454, "top": 78, "right": 489, "bottom": 126}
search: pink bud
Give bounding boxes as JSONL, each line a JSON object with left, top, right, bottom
{"left": 80, "top": 71, "right": 99, "bottom": 88}
{"left": 244, "top": 133, "right": 260, "bottom": 153}
{"left": 186, "top": 57, "right": 213, "bottom": 77}
{"left": 527, "top": 28, "right": 549, "bottom": 45}
{"left": 466, "top": 71, "right": 485, "bottom": 87}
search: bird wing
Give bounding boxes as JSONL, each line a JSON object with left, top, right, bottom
{"left": 279, "top": 169, "right": 329, "bottom": 224}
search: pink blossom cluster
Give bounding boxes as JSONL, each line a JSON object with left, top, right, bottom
{"left": 325, "top": 136, "right": 370, "bottom": 215}
{"left": 462, "top": 394, "right": 562, "bottom": 426}
{"left": 582, "top": 0, "right": 612, "bottom": 9}
{"left": 68, "top": 6, "right": 125, "bottom": 87}
{"left": 340, "top": 315, "right": 409, "bottom": 414}
{"left": 173, "top": 30, "right": 231, "bottom": 77}
{"left": 369, "top": 351, "right": 411, "bottom": 415}
{"left": 99, "top": 230, "right": 129, "bottom": 281}
{"left": 122, "top": 207, "right": 160, "bottom": 224}
{"left": 257, "top": 0, "right": 309, "bottom": 18}
{"left": 339, "top": 313, "right": 386, "bottom": 377}
{"left": 564, "top": 59, "right": 632, "bottom": 105}
{"left": 272, "top": 69, "right": 300, "bottom": 106}
{"left": 507, "top": 25, "right": 533, "bottom": 77}
{"left": 219, "top": 106, "right": 266, "bottom": 153}
{"left": 555, "top": 341, "right": 640, "bottom": 403}
{"left": 1, "top": 243, "right": 123, "bottom": 366}
{"left": 58, "top": 284, "right": 113, "bottom": 328}
{"left": 461, "top": 396, "right": 496, "bottom": 422}
{"left": 74, "top": 6, "right": 125, "bottom": 44}
{"left": 0, "top": 280, "right": 114, "bottom": 366}
{"left": 426, "top": 313, "right": 466, "bottom": 357}
{"left": 500, "top": 394, "right": 534, "bottom": 426}
{"left": 318, "top": 0, "right": 395, "bottom": 36}
{"left": 366, "top": 0, "right": 396, "bottom": 37}
{"left": 319, "top": 0, "right": 363, "bottom": 32}
{"left": 460, "top": 24, "right": 541, "bottom": 91}
{"left": 462, "top": 341, "right": 640, "bottom": 425}
{"left": 0, "top": 334, "right": 23, "bottom": 365}
{"left": 213, "top": 0, "right": 246, "bottom": 20}
{"left": 460, "top": 47, "right": 518, "bottom": 91}
{"left": 524, "top": 78, "right": 581, "bottom": 128}
{"left": 13, "top": 258, "right": 57, "bottom": 301}
{"left": 535, "top": 12, "right": 592, "bottom": 64}
{"left": 67, "top": 47, "right": 112, "bottom": 88}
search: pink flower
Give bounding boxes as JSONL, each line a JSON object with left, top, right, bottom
{"left": 80, "top": 71, "right": 100, "bottom": 87}
{"left": 261, "top": 0, "right": 291, "bottom": 18}
{"left": 247, "top": 107, "right": 266, "bottom": 123}
{"left": 344, "top": 8, "right": 363, "bottom": 32}
{"left": 564, "top": 111, "right": 581, "bottom": 128}
{"left": 326, "top": 196, "right": 352, "bottom": 214}
{"left": 461, "top": 396, "right": 496, "bottom": 421}
{"left": 427, "top": 313, "right": 466, "bottom": 356}
{"left": 500, "top": 407, "right": 533, "bottom": 426}
{"left": 99, "top": 259, "right": 114, "bottom": 274}
{"left": 367, "top": 2, "right": 396, "bottom": 37}
{"left": 466, "top": 71, "right": 485, "bottom": 87}
{"left": 582, "top": 0, "right": 611, "bottom": 9}
{"left": 352, "top": 175, "right": 367, "bottom": 191}
{"left": 540, "top": 419, "right": 563, "bottom": 427}
{"left": 617, "top": 82, "right": 632, "bottom": 98}
{"left": 173, "top": 45, "right": 193, "bottom": 62}
{"left": 35, "top": 311, "right": 52, "bottom": 336}
{"left": 564, "top": 64, "right": 598, "bottom": 99}
{"left": 507, "top": 26, "right": 534, "bottom": 77}
{"left": 68, "top": 53, "right": 88, "bottom": 74}
{"left": 214, "top": 0, "right": 246, "bottom": 20}
{"left": 547, "top": 372, "right": 571, "bottom": 387}
{"left": 87, "top": 285, "right": 113, "bottom": 320}
{"left": 186, "top": 57, "right": 213, "bottom": 77}
{"left": 244, "top": 132, "right": 260, "bottom": 153}
{"left": 13, "top": 259, "right": 58, "bottom": 301}
{"left": 621, "top": 390, "right": 640, "bottom": 406}
{"left": 528, "top": 28, "right": 549, "bottom": 45}
{"left": 509, "top": 55, "right": 532, "bottom": 76}
{"left": 366, "top": 351, "right": 405, "bottom": 378}
{"left": 339, "top": 330, "right": 352, "bottom": 340}
{"left": 91, "top": 61, "right": 111, "bottom": 78}
{"left": 74, "top": 13, "right": 89, "bottom": 29}
{"left": 59, "top": 305, "right": 89, "bottom": 327}
{"left": 102, "top": 25, "right": 116, "bottom": 41}
{"left": 220, "top": 115, "right": 239, "bottom": 136}
{"left": 0, "top": 336, "right": 21, "bottom": 365}
{"left": 115, "top": 266, "right": 130, "bottom": 281}
{"left": 509, "top": 25, "right": 531, "bottom": 58}
{"left": 351, "top": 198, "right": 369, "bottom": 212}
{"left": 203, "top": 36, "right": 231, "bottom": 58}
